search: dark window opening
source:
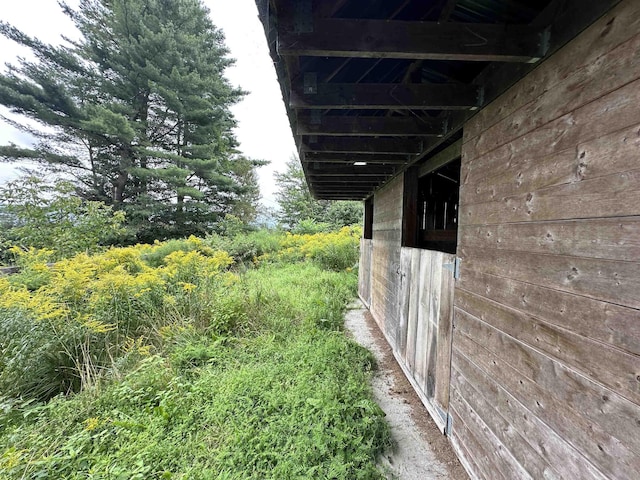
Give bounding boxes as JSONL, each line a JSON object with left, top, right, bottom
{"left": 363, "top": 197, "right": 373, "bottom": 239}
{"left": 416, "top": 159, "right": 460, "bottom": 253}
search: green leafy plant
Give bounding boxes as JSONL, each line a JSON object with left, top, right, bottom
{"left": 0, "top": 177, "right": 126, "bottom": 261}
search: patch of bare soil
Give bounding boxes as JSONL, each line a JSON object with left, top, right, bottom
{"left": 344, "top": 302, "right": 469, "bottom": 480}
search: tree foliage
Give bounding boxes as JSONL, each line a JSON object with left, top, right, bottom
{"left": 0, "top": 0, "right": 262, "bottom": 241}
{"left": 274, "top": 156, "right": 362, "bottom": 230}
{"left": 0, "top": 176, "right": 125, "bottom": 261}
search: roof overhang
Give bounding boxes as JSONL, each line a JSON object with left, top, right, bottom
{"left": 256, "top": 0, "right": 621, "bottom": 200}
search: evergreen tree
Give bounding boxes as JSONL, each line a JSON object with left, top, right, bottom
{"left": 0, "top": 0, "right": 259, "bottom": 241}
{"left": 274, "top": 156, "right": 362, "bottom": 230}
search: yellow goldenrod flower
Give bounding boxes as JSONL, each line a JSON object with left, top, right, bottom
{"left": 84, "top": 417, "right": 100, "bottom": 431}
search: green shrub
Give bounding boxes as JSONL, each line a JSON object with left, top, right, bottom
{"left": 291, "top": 218, "right": 331, "bottom": 234}
{"left": 140, "top": 236, "right": 218, "bottom": 268}
{"left": 0, "top": 177, "right": 126, "bottom": 261}
{"left": 6, "top": 247, "right": 54, "bottom": 290}
{"left": 207, "top": 229, "right": 283, "bottom": 265}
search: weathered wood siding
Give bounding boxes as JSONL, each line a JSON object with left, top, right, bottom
{"left": 366, "top": 173, "right": 457, "bottom": 432}
{"left": 370, "top": 175, "right": 403, "bottom": 342}
{"left": 397, "top": 247, "right": 456, "bottom": 431}
{"left": 453, "top": 1, "right": 640, "bottom": 478}
{"left": 358, "top": 238, "right": 372, "bottom": 307}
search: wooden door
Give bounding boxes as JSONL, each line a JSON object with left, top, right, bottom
{"left": 397, "top": 247, "right": 456, "bottom": 433}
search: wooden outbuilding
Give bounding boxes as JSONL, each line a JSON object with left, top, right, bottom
{"left": 257, "top": 0, "right": 640, "bottom": 478}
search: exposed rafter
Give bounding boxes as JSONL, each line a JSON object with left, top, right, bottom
{"left": 301, "top": 137, "right": 425, "bottom": 155}
{"left": 278, "top": 19, "right": 547, "bottom": 63}
{"left": 309, "top": 185, "right": 383, "bottom": 192}
{"left": 303, "top": 152, "right": 411, "bottom": 164}
{"left": 290, "top": 83, "right": 481, "bottom": 110}
{"left": 312, "top": 0, "right": 349, "bottom": 18}
{"left": 297, "top": 115, "right": 445, "bottom": 137}
{"left": 259, "top": 0, "right": 619, "bottom": 201}
{"left": 316, "top": 194, "right": 368, "bottom": 200}
{"left": 308, "top": 178, "right": 383, "bottom": 185}
{"left": 306, "top": 164, "right": 396, "bottom": 176}
{"left": 307, "top": 167, "right": 394, "bottom": 178}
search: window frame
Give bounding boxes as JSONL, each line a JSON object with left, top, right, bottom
{"left": 402, "top": 156, "right": 461, "bottom": 254}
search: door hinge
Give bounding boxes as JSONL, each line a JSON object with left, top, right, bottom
{"left": 444, "top": 257, "right": 461, "bottom": 280}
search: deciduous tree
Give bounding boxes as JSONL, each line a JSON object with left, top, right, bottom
{"left": 274, "top": 157, "right": 362, "bottom": 230}
{"left": 0, "top": 176, "right": 125, "bottom": 260}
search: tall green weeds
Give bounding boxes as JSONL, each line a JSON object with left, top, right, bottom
{"left": 0, "top": 229, "right": 391, "bottom": 479}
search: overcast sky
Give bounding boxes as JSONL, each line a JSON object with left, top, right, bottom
{"left": 0, "top": 0, "right": 296, "bottom": 208}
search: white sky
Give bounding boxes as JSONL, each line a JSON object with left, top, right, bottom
{"left": 0, "top": 0, "right": 296, "bottom": 209}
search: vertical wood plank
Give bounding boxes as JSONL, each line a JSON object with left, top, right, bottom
{"left": 425, "top": 250, "right": 442, "bottom": 398}
{"left": 358, "top": 239, "right": 373, "bottom": 307}
{"left": 397, "top": 247, "right": 413, "bottom": 361}
{"left": 370, "top": 175, "right": 403, "bottom": 342}
{"left": 402, "top": 167, "right": 419, "bottom": 247}
{"left": 414, "top": 249, "right": 432, "bottom": 386}
{"left": 435, "top": 252, "right": 456, "bottom": 412}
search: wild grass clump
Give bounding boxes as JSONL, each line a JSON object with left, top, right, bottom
{"left": 205, "top": 226, "right": 361, "bottom": 272}
{"left": 259, "top": 225, "right": 361, "bottom": 271}
{"left": 0, "top": 229, "right": 392, "bottom": 478}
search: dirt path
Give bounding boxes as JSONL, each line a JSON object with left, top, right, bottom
{"left": 344, "top": 301, "right": 469, "bottom": 480}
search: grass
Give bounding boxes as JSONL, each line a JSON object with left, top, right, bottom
{"left": 0, "top": 232, "right": 391, "bottom": 479}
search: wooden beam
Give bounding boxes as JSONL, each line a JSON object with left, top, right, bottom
{"left": 303, "top": 152, "right": 411, "bottom": 164}
{"left": 316, "top": 194, "right": 368, "bottom": 200}
{"left": 418, "top": 139, "right": 462, "bottom": 177}
{"left": 472, "top": 0, "right": 621, "bottom": 117}
{"left": 315, "top": 193, "right": 367, "bottom": 197}
{"left": 297, "top": 115, "right": 445, "bottom": 136}
{"left": 279, "top": 19, "right": 546, "bottom": 62}
{"left": 309, "top": 183, "right": 381, "bottom": 189}
{"left": 313, "top": 188, "right": 370, "bottom": 194}
{"left": 306, "top": 164, "right": 396, "bottom": 176}
{"left": 291, "top": 83, "right": 480, "bottom": 110}
{"left": 314, "top": 188, "right": 372, "bottom": 192}
{"left": 439, "top": 0, "right": 458, "bottom": 22}
{"left": 312, "top": 187, "right": 377, "bottom": 193}
{"left": 402, "top": 166, "right": 419, "bottom": 247}
{"left": 307, "top": 171, "right": 393, "bottom": 178}
{"left": 311, "top": 185, "right": 379, "bottom": 192}
{"left": 301, "top": 137, "right": 425, "bottom": 155}
{"left": 307, "top": 176, "right": 384, "bottom": 184}
{"left": 306, "top": 174, "right": 385, "bottom": 182}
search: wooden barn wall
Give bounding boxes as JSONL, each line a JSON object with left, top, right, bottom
{"left": 453, "top": 1, "right": 640, "bottom": 479}
{"left": 368, "top": 175, "right": 403, "bottom": 341}
{"left": 364, "top": 173, "right": 458, "bottom": 434}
